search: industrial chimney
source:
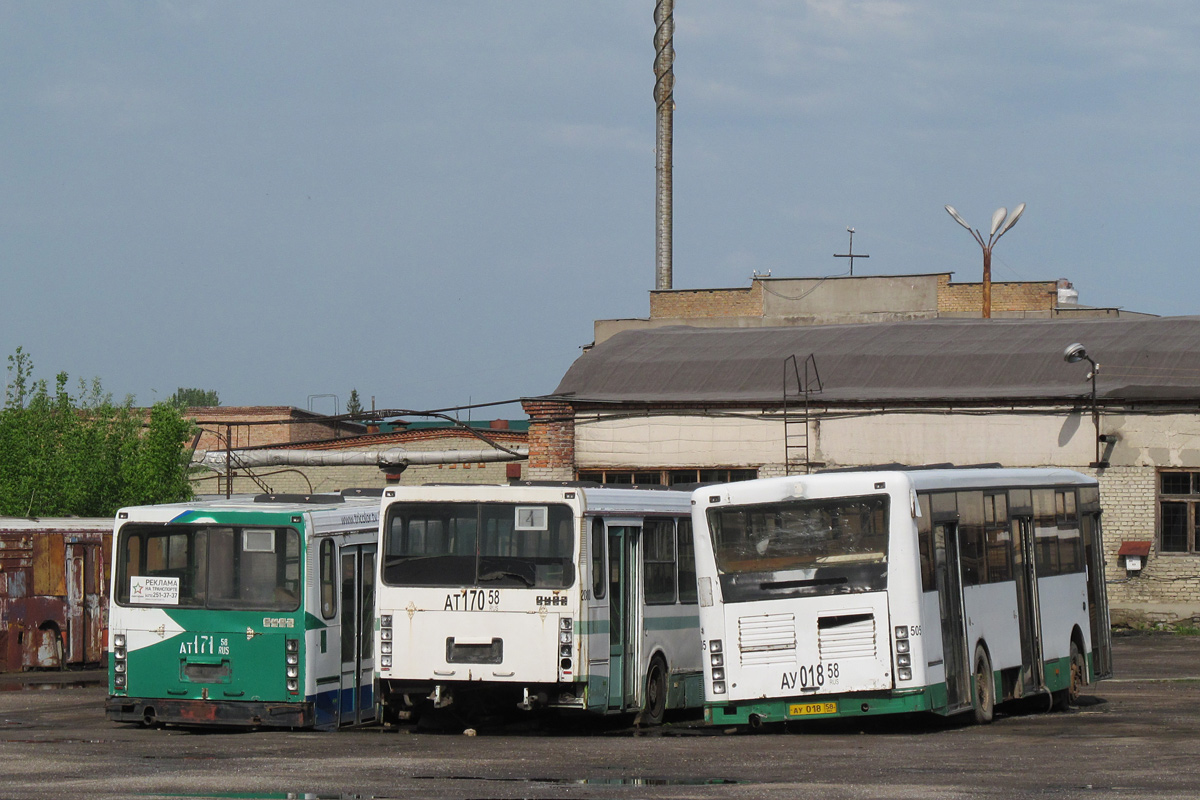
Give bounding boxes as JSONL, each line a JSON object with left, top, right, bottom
{"left": 653, "top": 0, "right": 675, "bottom": 291}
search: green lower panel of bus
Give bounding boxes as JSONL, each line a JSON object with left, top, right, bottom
{"left": 706, "top": 689, "right": 932, "bottom": 725}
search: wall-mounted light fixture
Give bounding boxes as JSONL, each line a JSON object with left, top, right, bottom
{"left": 1063, "top": 343, "right": 1108, "bottom": 468}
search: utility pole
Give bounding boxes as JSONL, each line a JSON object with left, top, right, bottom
{"left": 653, "top": 0, "right": 675, "bottom": 291}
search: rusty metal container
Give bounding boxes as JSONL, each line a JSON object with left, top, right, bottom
{"left": 0, "top": 519, "right": 113, "bottom": 672}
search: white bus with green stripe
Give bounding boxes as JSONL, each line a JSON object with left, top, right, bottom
{"left": 376, "top": 483, "right": 703, "bottom": 725}
{"left": 106, "top": 491, "right": 381, "bottom": 730}
{"left": 691, "top": 468, "right": 1112, "bottom": 728}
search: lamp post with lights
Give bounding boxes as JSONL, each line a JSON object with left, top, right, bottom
{"left": 945, "top": 203, "right": 1026, "bottom": 319}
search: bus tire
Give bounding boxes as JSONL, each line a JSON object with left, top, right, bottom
{"left": 641, "top": 656, "right": 668, "bottom": 727}
{"left": 972, "top": 645, "right": 994, "bottom": 725}
{"left": 1053, "top": 640, "right": 1085, "bottom": 711}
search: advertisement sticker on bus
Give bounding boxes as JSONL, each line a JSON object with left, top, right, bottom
{"left": 129, "top": 576, "right": 180, "bottom": 605}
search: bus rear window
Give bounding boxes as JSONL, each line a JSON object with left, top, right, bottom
{"left": 382, "top": 502, "right": 575, "bottom": 588}
{"left": 707, "top": 494, "right": 889, "bottom": 574}
{"left": 116, "top": 524, "right": 300, "bottom": 611}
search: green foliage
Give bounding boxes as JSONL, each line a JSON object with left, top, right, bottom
{"left": 346, "top": 389, "right": 363, "bottom": 417}
{"left": 168, "top": 387, "right": 220, "bottom": 408}
{"left": 0, "top": 349, "right": 195, "bottom": 517}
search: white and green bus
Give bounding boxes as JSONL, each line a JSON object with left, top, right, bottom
{"left": 376, "top": 483, "right": 703, "bottom": 725}
{"left": 691, "top": 468, "right": 1112, "bottom": 727}
{"left": 106, "top": 491, "right": 381, "bottom": 730}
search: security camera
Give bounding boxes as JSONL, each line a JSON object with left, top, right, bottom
{"left": 1063, "top": 343, "right": 1088, "bottom": 363}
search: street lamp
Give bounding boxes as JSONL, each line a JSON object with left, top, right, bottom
{"left": 1063, "top": 342, "right": 1108, "bottom": 469}
{"left": 945, "top": 203, "right": 1025, "bottom": 319}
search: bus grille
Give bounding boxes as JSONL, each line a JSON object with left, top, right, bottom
{"left": 738, "top": 613, "right": 797, "bottom": 666}
{"left": 817, "top": 612, "right": 877, "bottom": 660}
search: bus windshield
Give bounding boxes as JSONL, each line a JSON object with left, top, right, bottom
{"left": 115, "top": 525, "right": 301, "bottom": 611}
{"left": 382, "top": 502, "right": 575, "bottom": 588}
{"left": 706, "top": 495, "right": 889, "bottom": 599}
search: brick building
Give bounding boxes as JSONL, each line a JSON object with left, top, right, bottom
{"left": 525, "top": 315, "right": 1200, "bottom": 626}
{"left": 191, "top": 419, "right": 528, "bottom": 496}
{"left": 594, "top": 273, "right": 1149, "bottom": 344}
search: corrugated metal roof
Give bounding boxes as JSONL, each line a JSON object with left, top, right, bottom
{"left": 550, "top": 317, "right": 1200, "bottom": 405}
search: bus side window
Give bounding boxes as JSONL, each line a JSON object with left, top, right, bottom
{"left": 590, "top": 518, "right": 605, "bottom": 600}
{"left": 1056, "top": 489, "right": 1083, "bottom": 574}
{"left": 320, "top": 538, "right": 337, "bottom": 619}
{"left": 983, "top": 493, "right": 1013, "bottom": 583}
{"left": 644, "top": 519, "right": 676, "bottom": 604}
{"left": 917, "top": 494, "right": 934, "bottom": 592}
{"left": 956, "top": 492, "right": 985, "bottom": 586}
{"left": 677, "top": 517, "right": 697, "bottom": 604}
{"left": 1032, "top": 489, "right": 1060, "bottom": 576}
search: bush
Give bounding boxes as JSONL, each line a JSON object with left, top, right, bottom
{"left": 0, "top": 348, "right": 194, "bottom": 517}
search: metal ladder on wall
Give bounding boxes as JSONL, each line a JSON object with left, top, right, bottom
{"left": 783, "top": 354, "right": 822, "bottom": 475}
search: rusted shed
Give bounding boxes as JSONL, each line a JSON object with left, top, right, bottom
{"left": 0, "top": 518, "right": 113, "bottom": 672}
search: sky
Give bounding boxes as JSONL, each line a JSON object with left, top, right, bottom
{"left": 3, "top": 2, "right": 1199, "bottom": 418}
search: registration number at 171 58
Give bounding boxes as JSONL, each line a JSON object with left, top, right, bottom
{"left": 788, "top": 701, "right": 838, "bottom": 717}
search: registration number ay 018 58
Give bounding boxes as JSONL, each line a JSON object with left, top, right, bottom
{"left": 788, "top": 701, "right": 838, "bottom": 717}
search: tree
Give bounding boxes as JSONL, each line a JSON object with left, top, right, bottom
{"left": 168, "top": 387, "right": 220, "bottom": 408}
{"left": 346, "top": 389, "right": 363, "bottom": 417}
{"left": 0, "top": 349, "right": 195, "bottom": 517}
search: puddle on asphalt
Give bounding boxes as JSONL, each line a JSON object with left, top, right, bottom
{"left": 413, "top": 775, "right": 742, "bottom": 786}
{"left": 149, "top": 776, "right": 744, "bottom": 798}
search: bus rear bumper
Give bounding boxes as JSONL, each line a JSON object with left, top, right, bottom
{"left": 705, "top": 689, "right": 931, "bottom": 726}
{"left": 105, "top": 696, "right": 314, "bottom": 729}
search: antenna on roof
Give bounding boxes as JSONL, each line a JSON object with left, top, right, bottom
{"left": 834, "top": 227, "right": 870, "bottom": 275}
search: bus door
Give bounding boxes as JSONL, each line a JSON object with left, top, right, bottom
{"left": 339, "top": 543, "right": 377, "bottom": 726}
{"left": 585, "top": 518, "right": 610, "bottom": 711}
{"left": 933, "top": 520, "right": 970, "bottom": 711}
{"left": 1081, "top": 509, "right": 1113, "bottom": 679}
{"left": 606, "top": 523, "right": 640, "bottom": 712}
{"left": 1011, "top": 515, "right": 1045, "bottom": 695}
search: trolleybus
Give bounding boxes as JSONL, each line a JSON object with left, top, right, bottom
{"left": 376, "top": 483, "right": 703, "bottom": 725}
{"left": 690, "top": 468, "right": 1112, "bottom": 727}
{"left": 106, "top": 491, "right": 380, "bottom": 730}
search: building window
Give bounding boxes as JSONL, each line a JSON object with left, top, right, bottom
{"left": 1159, "top": 470, "right": 1200, "bottom": 553}
{"left": 577, "top": 468, "right": 757, "bottom": 486}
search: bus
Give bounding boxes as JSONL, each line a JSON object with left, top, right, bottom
{"left": 375, "top": 483, "right": 702, "bottom": 725}
{"left": 690, "top": 468, "right": 1112, "bottom": 727}
{"left": 105, "top": 491, "right": 381, "bottom": 730}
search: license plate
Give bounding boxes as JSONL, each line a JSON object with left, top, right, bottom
{"left": 788, "top": 701, "right": 837, "bottom": 717}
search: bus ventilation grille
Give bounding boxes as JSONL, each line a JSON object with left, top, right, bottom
{"left": 737, "top": 613, "right": 797, "bottom": 667}
{"left": 817, "top": 612, "right": 877, "bottom": 660}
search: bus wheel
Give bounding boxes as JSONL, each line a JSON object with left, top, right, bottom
{"left": 640, "top": 656, "right": 668, "bottom": 727}
{"left": 1053, "top": 641, "right": 1085, "bottom": 711}
{"left": 972, "top": 646, "right": 995, "bottom": 725}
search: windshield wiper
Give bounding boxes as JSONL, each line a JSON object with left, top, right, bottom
{"left": 478, "top": 569, "right": 534, "bottom": 587}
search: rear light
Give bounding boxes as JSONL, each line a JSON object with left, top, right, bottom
{"left": 285, "top": 639, "right": 299, "bottom": 694}
{"left": 709, "top": 640, "right": 725, "bottom": 697}
{"left": 380, "top": 614, "right": 393, "bottom": 672}
{"left": 112, "top": 632, "right": 127, "bottom": 694}
{"left": 558, "top": 618, "right": 574, "bottom": 679}
{"left": 894, "top": 625, "right": 912, "bottom": 681}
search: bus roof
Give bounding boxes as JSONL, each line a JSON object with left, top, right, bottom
{"left": 382, "top": 483, "right": 693, "bottom": 516}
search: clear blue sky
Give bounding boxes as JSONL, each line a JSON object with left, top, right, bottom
{"left": 3, "top": 2, "right": 1197, "bottom": 415}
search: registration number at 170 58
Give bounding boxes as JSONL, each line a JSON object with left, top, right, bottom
{"left": 788, "top": 701, "right": 838, "bottom": 717}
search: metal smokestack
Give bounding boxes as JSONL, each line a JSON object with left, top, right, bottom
{"left": 653, "top": 0, "right": 675, "bottom": 291}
